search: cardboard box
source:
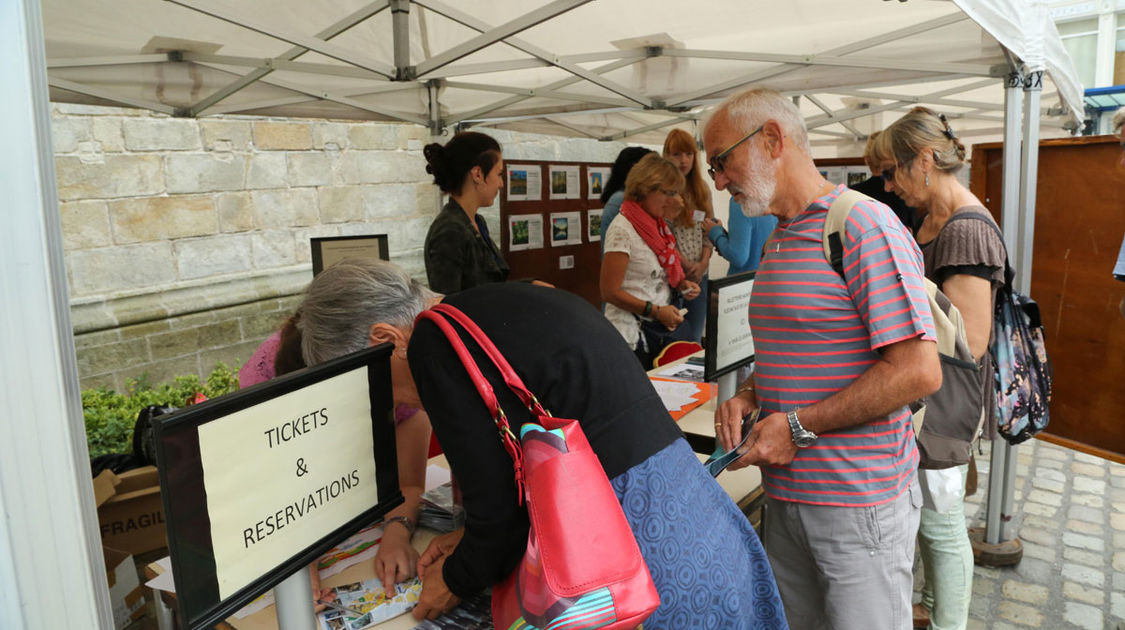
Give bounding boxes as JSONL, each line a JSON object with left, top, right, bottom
{"left": 104, "top": 545, "right": 146, "bottom": 630}
{"left": 94, "top": 466, "right": 168, "bottom": 555}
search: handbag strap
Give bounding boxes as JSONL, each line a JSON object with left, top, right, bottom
{"left": 430, "top": 303, "right": 548, "bottom": 416}
{"left": 415, "top": 306, "right": 527, "bottom": 502}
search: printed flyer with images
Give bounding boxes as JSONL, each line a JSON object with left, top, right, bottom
{"left": 549, "top": 211, "right": 583, "bottom": 247}
{"left": 318, "top": 578, "right": 422, "bottom": 630}
{"left": 508, "top": 214, "right": 544, "bottom": 251}
{"left": 587, "top": 166, "right": 610, "bottom": 199}
{"left": 548, "top": 165, "right": 580, "bottom": 200}
{"left": 506, "top": 164, "right": 542, "bottom": 201}
{"left": 586, "top": 209, "right": 603, "bottom": 242}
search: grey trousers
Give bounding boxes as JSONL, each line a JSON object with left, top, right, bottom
{"left": 763, "top": 481, "right": 922, "bottom": 630}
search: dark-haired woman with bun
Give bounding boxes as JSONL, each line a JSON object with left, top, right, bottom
{"left": 422, "top": 132, "right": 509, "bottom": 294}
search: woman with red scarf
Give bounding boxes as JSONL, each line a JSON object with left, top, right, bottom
{"left": 600, "top": 153, "right": 701, "bottom": 367}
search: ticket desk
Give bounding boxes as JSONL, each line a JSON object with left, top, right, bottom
{"left": 146, "top": 361, "right": 763, "bottom": 629}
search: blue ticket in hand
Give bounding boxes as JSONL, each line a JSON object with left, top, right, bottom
{"left": 703, "top": 408, "right": 760, "bottom": 477}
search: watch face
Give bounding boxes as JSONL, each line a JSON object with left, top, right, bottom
{"left": 794, "top": 432, "right": 817, "bottom": 448}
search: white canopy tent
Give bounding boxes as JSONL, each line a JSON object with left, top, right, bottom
{"left": 41, "top": 0, "right": 1083, "bottom": 150}
{"left": 1, "top": 1, "right": 1082, "bottom": 627}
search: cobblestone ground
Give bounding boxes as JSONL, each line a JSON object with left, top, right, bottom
{"left": 913, "top": 438, "right": 1125, "bottom": 629}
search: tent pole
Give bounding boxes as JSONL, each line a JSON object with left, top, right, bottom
{"left": 392, "top": 0, "right": 411, "bottom": 80}
{"left": 0, "top": 0, "right": 112, "bottom": 626}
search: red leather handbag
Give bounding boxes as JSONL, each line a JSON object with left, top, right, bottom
{"left": 416, "top": 303, "right": 659, "bottom": 630}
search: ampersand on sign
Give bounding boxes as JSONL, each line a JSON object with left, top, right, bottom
{"left": 295, "top": 458, "right": 308, "bottom": 477}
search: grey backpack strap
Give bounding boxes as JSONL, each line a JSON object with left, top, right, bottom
{"left": 822, "top": 189, "right": 875, "bottom": 276}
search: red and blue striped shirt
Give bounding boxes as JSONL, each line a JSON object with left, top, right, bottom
{"left": 750, "top": 185, "right": 935, "bottom": 507}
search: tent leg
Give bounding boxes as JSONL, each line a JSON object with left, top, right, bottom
{"left": 275, "top": 565, "right": 317, "bottom": 630}
{"left": 0, "top": 0, "right": 114, "bottom": 626}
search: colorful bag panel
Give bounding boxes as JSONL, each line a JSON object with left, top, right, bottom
{"left": 992, "top": 291, "right": 1052, "bottom": 444}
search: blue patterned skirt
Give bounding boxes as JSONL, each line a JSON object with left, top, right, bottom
{"left": 609, "top": 438, "right": 788, "bottom": 629}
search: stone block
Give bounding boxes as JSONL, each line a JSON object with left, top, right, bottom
{"left": 1062, "top": 562, "right": 1105, "bottom": 588}
{"left": 246, "top": 152, "right": 289, "bottom": 190}
{"left": 166, "top": 153, "right": 247, "bottom": 193}
{"left": 118, "top": 320, "right": 172, "bottom": 341}
{"left": 1071, "top": 462, "right": 1105, "bottom": 477}
{"left": 67, "top": 242, "right": 177, "bottom": 295}
{"left": 1019, "top": 541, "right": 1055, "bottom": 562}
{"left": 60, "top": 200, "right": 113, "bottom": 249}
{"left": 287, "top": 152, "right": 335, "bottom": 187}
{"left": 123, "top": 118, "right": 201, "bottom": 151}
{"left": 313, "top": 122, "right": 348, "bottom": 150}
{"left": 251, "top": 188, "right": 319, "bottom": 228}
{"left": 1072, "top": 493, "right": 1104, "bottom": 508}
{"left": 1025, "top": 489, "right": 1061, "bottom": 507}
{"left": 169, "top": 310, "right": 217, "bottom": 329}
{"left": 380, "top": 216, "right": 433, "bottom": 252}
{"left": 1073, "top": 451, "right": 1105, "bottom": 464}
{"left": 1000, "top": 580, "right": 1048, "bottom": 605}
{"left": 1073, "top": 476, "right": 1107, "bottom": 494}
{"left": 251, "top": 229, "right": 297, "bottom": 268}
{"left": 55, "top": 155, "right": 164, "bottom": 201}
{"left": 1112, "top": 512, "right": 1125, "bottom": 531}
{"left": 318, "top": 186, "right": 365, "bottom": 223}
{"left": 79, "top": 373, "right": 117, "bottom": 392}
{"left": 54, "top": 103, "right": 142, "bottom": 117}
{"left": 52, "top": 116, "right": 91, "bottom": 153}
{"left": 1018, "top": 525, "right": 1055, "bottom": 547}
{"left": 149, "top": 320, "right": 243, "bottom": 361}
{"left": 338, "top": 151, "right": 428, "bottom": 184}
{"left": 75, "top": 338, "right": 150, "bottom": 377}
{"left": 241, "top": 312, "right": 288, "bottom": 340}
{"left": 1067, "top": 504, "right": 1103, "bottom": 524}
{"left": 201, "top": 120, "right": 252, "bottom": 151}
{"left": 1063, "top": 547, "right": 1105, "bottom": 568}
{"left": 363, "top": 183, "right": 416, "bottom": 220}
{"left": 174, "top": 234, "right": 253, "bottom": 280}
{"left": 1030, "top": 477, "right": 1064, "bottom": 493}
{"left": 109, "top": 195, "right": 217, "bottom": 243}
{"left": 1113, "top": 591, "right": 1125, "bottom": 620}
{"left": 996, "top": 601, "right": 1042, "bottom": 626}
{"left": 217, "top": 192, "right": 254, "bottom": 232}
{"left": 414, "top": 183, "right": 441, "bottom": 215}
{"left": 73, "top": 328, "right": 121, "bottom": 350}
{"left": 294, "top": 225, "right": 342, "bottom": 263}
{"left": 253, "top": 122, "right": 312, "bottom": 150}
{"left": 1063, "top": 602, "right": 1104, "bottom": 630}
{"left": 348, "top": 124, "right": 399, "bottom": 150}
{"left": 117, "top": 355, "right": 202, "bottom": 389}
{"left": 1064, "top": 519, "right": 1103, "bottom": 536}
{"left": 92, "top": 118, "right": 125, "bottom": 152}
{"left": 200, "top": 340, "right": 261, "bottom": 375}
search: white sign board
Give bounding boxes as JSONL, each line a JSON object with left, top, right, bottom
{"left": 197, "top": 367, "right": 379, "bottom": 599}
{"left": 714, "top": 279, "right": 755, "bottom": 373}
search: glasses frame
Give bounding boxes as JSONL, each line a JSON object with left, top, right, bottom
{"left": 707, "top": 125, "right": 764, "bottom": 181}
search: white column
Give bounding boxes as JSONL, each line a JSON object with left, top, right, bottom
{"left": 0, "top": 0, "right": 113, "bottom": 628}
{"left": 1094, "top": 0, "right": 1117, "bottom": 88}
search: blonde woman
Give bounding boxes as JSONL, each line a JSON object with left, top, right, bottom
{"left": 662, "top": 128, "right": 714, "bottom": 341}
{"left": 882, "top": 107, "right": 1006, "bottom": 630}
{"left": 600, "top": 154, "right": 701, "bottom": 366}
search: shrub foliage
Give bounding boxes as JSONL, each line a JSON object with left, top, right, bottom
{"left": 83, "top": 363, "right": 239, "bottom": 458}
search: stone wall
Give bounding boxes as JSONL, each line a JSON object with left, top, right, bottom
{"left": 54, "top": 104, "right": 635, "bottom": 391}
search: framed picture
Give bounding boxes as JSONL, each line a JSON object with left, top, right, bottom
{"left": 310, "top": 235, "right": 389, "bottom": 275}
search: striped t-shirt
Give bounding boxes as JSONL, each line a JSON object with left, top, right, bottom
{"left": 749, "top": 185, "right": 935, "bottom": 507}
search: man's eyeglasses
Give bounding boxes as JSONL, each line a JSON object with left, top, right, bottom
{"left": 880, "top": 166, "right": 896, "bottom": 183}
{"left": 707, "top": 125, "right": 764, "bottom": 181}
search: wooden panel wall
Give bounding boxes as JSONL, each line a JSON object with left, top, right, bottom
{"left": 970, "top": 135, "right": 1125, "bottom": 462}
{"left": 499, "top": 159, "right": 609, "bottom": 307}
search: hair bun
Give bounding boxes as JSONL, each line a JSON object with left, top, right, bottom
{"left": 422, "top": 142, "right": 448, "bottom": 186}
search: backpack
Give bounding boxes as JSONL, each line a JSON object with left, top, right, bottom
{"left": 823, "top": 190, "right": 983, "bottom": 469}
{"left": 945, "top": 213, "right": 1052, "bottom": 444}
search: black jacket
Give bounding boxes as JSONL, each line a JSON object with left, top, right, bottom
{"left": 424, "top": 200, "right": 509, "bottom": 294}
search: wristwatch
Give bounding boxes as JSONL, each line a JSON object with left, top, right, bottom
{"left": 786, "top": 409, "right": 818, "bottom": 447}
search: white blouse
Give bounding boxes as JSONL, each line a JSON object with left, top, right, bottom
{"left": 603, "top": 214, "right": 672, "bottom": 349}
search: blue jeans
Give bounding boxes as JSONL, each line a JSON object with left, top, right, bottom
{"left": 917, "top": 464, "right": 973, "bottom": 630}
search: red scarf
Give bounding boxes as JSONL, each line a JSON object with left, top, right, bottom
{"left": 620, "top": 199, "right": 685, "bottom": 289}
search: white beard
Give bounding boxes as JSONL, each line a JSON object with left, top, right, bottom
{"left": 731, "top": 148, "right": 776, "bottom": 218}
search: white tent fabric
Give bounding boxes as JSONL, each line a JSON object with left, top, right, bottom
{"left": 42, "top": 0, "right": 1083, "bottom": 152}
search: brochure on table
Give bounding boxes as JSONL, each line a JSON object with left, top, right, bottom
{"left": 154, "top": 345, "right": 401, "bottom": 629}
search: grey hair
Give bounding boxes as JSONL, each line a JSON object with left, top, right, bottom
{"left": 1113, "top": 106, "right": 1125, "bottom": 133}
{"left": 705, "top": 88, "right": 811, "bottom": 155}
{"left": 298, "top": 259, "right": 439, "bottom": 365}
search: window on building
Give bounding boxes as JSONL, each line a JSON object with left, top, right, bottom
{"left": 1059, "top": 18, "right": 1098, "bottom": 88}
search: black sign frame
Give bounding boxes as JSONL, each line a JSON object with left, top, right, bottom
{"left": 153, "top": 344, "right": 401, "bottom": 629}
{"left": 704, "top": 271, "right": 756, "bottom": 382}
{"left": 310, "top": 234, "right": 390, "bottom": 275}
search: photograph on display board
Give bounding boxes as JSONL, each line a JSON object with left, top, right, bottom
{"left": 549, "top": 211, "right": 582, "bottom": 246}
{"left": 846, "top": 167, "right": 869, "bottom": 187}
{"left": 587, "top": 166, "right": 610, "bottom": 200}
{"left": 548, "top": 165, "right": 580, "bottom": 200}
{"left": 587, "top": 209, "right": 602, "bottom": 242}
{"left": 508, "top": 214, "right": 543, "bottom": 252}
{"left": 506, "top": 164, "right": 541, "bottom": 201}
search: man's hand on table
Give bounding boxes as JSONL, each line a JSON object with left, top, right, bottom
{"left": 412, "top": 554, "right": 461, "bottom": 620}
{"left": 309, "top": 560, "right": 337, "bottom": 612}
{"left": 735, "top": 412, "right": 797, "bottom": 468}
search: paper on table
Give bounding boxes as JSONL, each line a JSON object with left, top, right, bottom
{"left": 650, "top": 378, "right": 703, "bottom": 413}
{"left": 144, "top": 556, "right": 175, "bottom": 592}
